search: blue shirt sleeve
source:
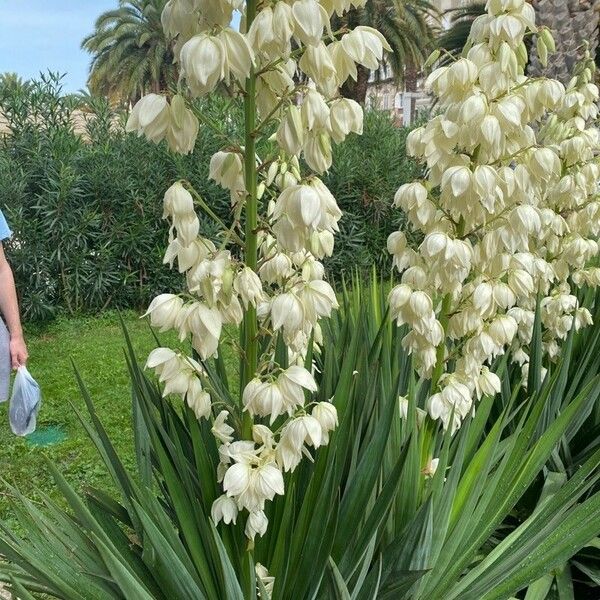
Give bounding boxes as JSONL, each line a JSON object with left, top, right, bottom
{"left": 0, "top": 209, "right": 11, "bottom": 241}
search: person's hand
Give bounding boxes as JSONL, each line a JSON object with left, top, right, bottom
{"left": 10, "top": 335, "right": 28, "bottom": 369}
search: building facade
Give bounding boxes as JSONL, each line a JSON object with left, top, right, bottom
{"left": 365, "top": 0, "right": 475, "bottom": 125}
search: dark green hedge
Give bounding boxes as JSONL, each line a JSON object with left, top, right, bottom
{"left": 0, "top": 76, "right": 419, "bottom": 321}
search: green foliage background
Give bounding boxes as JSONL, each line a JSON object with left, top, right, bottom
{"left": 0, "top": 75, "right": 418, "bottom": 321}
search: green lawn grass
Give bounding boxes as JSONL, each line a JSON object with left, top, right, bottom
{"left": 0, "top": 311, "right": 236, "bottom": 525}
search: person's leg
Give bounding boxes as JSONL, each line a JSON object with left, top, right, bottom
{"left": 0, "top": 318, "right": 10, "bottom": 401}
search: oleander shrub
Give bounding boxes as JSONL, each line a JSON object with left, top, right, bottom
{"left": 0, "top": 75, "right": 418, "bottom": 321}
{"left": 323, "top": 109, "right": 418, "bottom": 274}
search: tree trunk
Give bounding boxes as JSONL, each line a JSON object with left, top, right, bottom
{"left": 342, "top": 65, "right": 371, "bottom": 105}
{"left": 404, "top": 61, "right": 419, "bottom": 93}
{"left": 528, "top": 0, "right": 600, "bottom": 83}
{"left": 403, "top": 61, "right": 420, "bottom": 124}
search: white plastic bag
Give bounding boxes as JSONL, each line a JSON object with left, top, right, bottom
{"left": 9, "top": 366, "right": 41, "bottom": 436}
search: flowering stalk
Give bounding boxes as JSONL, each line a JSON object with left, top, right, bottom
{"left": 242, "top": 0, "right": 259, "bottom": 440}
{"left": 128, "top": 0, "right": 389, "bottom": 556}
{"left": 388, "top": 0, "right": 600, "bottom": 434}
{"left": 430, "top": 293, "right": 452, "bottom": 393}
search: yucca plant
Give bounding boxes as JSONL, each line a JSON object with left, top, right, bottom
{"left": 3, "top": 1, "right": 600, "bottom": 597}
{"left": 0, "top": 279, "right": 410, "bottom": 599}
{"left": 341, "top": 277, "right": 600, "bottom": 599}
{"left": 508, "top": 286, "right": 600, "bottom": 595}
{"left": 2, "top": 278, "right": 600, "bottom": 598}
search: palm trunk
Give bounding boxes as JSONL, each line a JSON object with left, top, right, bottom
{"left": 342, "top": 65, "right": 371, "bottom": 105}
{"left": 403, "top": 61, "right": 420, "bottom": 124}
{"left": 404, "top": 61, "right": 419, "bottom": 93}
{"left": 528, "top": 0, "right": 600, "bottom": 83}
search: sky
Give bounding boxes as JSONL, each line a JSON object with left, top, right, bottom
{"left": 0, "top": 1, "right": 118, "bottom": 93}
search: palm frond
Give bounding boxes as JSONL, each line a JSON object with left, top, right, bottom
{"left": 82, "top": 0, "right": 172, "bottom": 102}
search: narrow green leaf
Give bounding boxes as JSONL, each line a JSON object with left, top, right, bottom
{"left": 327, "top": 557, "right": 352, "bottom": 600}
{"left": 8, "top": 576, "right": 39, "bottom": 600}
{"left": 133, "top": 501, "right": 206, "bottom": 598}
{"left": 92, "top": 533, "right": 156, "bottom": 600}
{"left": 527, "top": 295, "right": 543, "bottom": 394}
{"left": 523, "top": 574, "right": 553, "bottom": 600}
{"left": 210, "top": 523, "right": 245, "bottom": 600}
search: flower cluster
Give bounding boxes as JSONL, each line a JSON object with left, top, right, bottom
{"left": 388, "top": 0, "right": 600, "bottom": 432}
{"left": 129, "top": 0, "right": 387, "bottom": 539}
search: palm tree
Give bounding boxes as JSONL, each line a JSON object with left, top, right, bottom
{"left": 0, "top": 72, "right": 31, "bottom": 101}
{"left": 82, "top": 0, "right": 175, "bottom": 104}
{"left": 439, "top": 1, "right": 600, "bottom": 85}
{"left": 336, "top": 0, "right": 437, "bottom": 104}
{"left": 436, "top": 2, "right": 486, "bottom": 62}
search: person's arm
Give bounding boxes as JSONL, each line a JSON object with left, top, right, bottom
{"left": 0, "top": 242, "right": 28, "bottom": 368}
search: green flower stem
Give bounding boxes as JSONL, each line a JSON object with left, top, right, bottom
{"left": 193, "top": 106, "right": 238, "bottom": 147}
{"left": 255, "top": 94, "right": 292, "bottom": 134}
{"left": 420, "top": 415, "right": 436, "bottom": 478}
{"left": 184, "top": 182, "right": 244, "bottom": 246}
{"left": 242, "top": 0, "right": 258, "bottom": 441}
{"left": 430, "top": 293, "right": 452, "bottom": 393}
{"left": 423, "top": 293, "right": 453, "bottom": 469}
